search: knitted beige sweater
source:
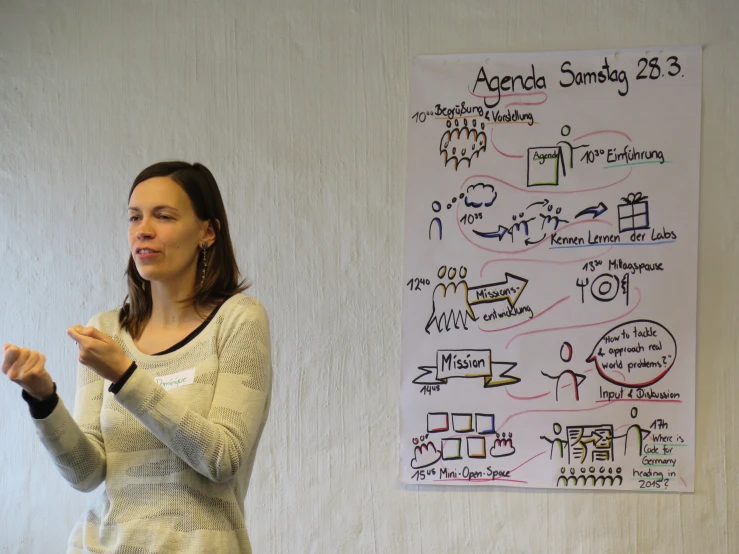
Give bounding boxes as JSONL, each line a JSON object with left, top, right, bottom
{"left": 30, "top": 294, "right": 272, "bottom": 553}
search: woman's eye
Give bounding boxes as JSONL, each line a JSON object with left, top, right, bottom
{"left": 128, "top": 216, "right": 139, "bottom": 222}
{"left": 157, "top": 214, "right": 172, "bottom": 220}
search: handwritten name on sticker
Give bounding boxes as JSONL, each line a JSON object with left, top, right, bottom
{"left": 155, "top": 368, "right": 196, "bottom": 391}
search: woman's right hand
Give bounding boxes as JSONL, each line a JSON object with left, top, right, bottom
{"left": 2, "top": 344, "right": 55, "bottom": 401}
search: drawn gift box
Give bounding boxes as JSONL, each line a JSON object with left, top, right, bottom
{"left": 617, "top": 192, "right": 649, "bottom": 232}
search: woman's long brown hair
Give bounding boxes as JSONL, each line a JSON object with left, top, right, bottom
{"left": 119, "top": 161, "right": 248, "bottom": 339}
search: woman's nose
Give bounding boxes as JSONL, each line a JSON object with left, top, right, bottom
{"left": 136, "top": 220, "right": 154, "bottom": 239}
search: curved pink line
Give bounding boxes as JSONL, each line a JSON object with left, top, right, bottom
{"left": 505, "top": 93, "right": 548, "bottom": 109}
{"left": 459, "top": 169, "right": 633, "bottom": 198}
{"left": 573, "top": 129, "right": 632, "bottom": 143}
{"left": 497, "top": 401, "right": 617, "bottom": 432}
{"left": 509, "top": 451, "right": 547, "bottom": 474}
{"left": 479, "top": 247, "right": 615, "bottom": 274}
{"left": 506, "top": 389, "right": 550, "bottom": 401}
{"left": 612, "top": 370, "right": 627, "bottom": 381}
{"left": 505, "top": 287, "right": 642, "bottom": 349}
{"left": 478, "top": 296, "right": 570, "bottom": 333}
{"left": 680, "top": 477, "right": 687, "bottom": 488}
{"left": 490, "top": 127, "right": 523, "bottom": 158}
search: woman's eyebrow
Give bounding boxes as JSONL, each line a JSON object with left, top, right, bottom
{"left": 127, "top": 205, "right": 180, "bottom": 212}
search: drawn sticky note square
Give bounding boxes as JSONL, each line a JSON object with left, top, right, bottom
{"left": 527, "top": 146, "right": 561, "bottom": 187}
{"left": 475, "top": 413, "right": 496, "bottom": 435}
{"left": 467, "top": 437, "right": 486, "bottom": 458}
{"left": 427, "top": 412, "right": 449, "bottom": 433}
{"left": 441, "top": 438, "right": 462, "bottom": 460}
{"left": 452, "top": 413, "right": 473, "bottom": 433}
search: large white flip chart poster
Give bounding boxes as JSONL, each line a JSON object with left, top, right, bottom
{"left": 399, "top": 46, "right": 702, "bottom": 491}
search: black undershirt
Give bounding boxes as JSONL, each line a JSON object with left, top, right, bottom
{"left": 23, "top": 300, "right": 228, "bottom": 419}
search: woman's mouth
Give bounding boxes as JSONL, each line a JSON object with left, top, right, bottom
{"left": 136, "top": 248, "right": 160, "bottom": 259}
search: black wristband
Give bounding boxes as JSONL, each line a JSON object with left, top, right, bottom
{"left": 22, "top": 382, "right": 59, "bottom": 420}
{"left": 108, "top": 361, "right": 138, "bottom": 394}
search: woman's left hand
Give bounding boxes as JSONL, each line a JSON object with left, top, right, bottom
{"left": 67, "top": 325, "right": 132, "bottom": 383}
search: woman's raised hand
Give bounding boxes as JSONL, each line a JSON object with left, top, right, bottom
{"left": 2, "top": 344, "right": 55, "bottom": 400}
{"left": 67, "top": 325, "right": 132, "bottom": 383}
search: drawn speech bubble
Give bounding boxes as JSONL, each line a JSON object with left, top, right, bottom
{"left": 586, "top": 319, "right": 676, "bottom": 388}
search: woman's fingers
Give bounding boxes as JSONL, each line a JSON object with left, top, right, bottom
{"left": 26, "top": 351, "right": 41, "bottom": 377}
{"left": 33, "top": 353, "right": 47, "bottom": 375}
{"left": 66, "top": 326, "right": 83, "bottom": 343}
{"left": 9, "top": 350, "right": 37, "bottom": 381}
{"left": 69, "top": 326, "right": 107, "bottom": 346}
{"left": 2, "top": 345, "right": 20, "bottom": 373}
{"left": 2, "top": 346, "right": 46, "bottom": 382}
{"left": 16, "top": 348, "right": 30, "bottom": 365}
{"left": 1, "top": 345, "right": 53, "bottom": 399}
{"left": 13, "top": 348, "right": 31, "bottom": 379}
{"left": 6, "top": 348, "right": 29, "bottom": 380}
{"left": 78, "top": 326, "right": 98, "bottom": 337}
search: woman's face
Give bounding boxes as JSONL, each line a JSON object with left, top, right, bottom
{"left": 128, "top": 177, "right": 213, "bottom": 287}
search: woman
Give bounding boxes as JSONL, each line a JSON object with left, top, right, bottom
{"left": 2, "top": 161, "right": 272, "bottom": 553}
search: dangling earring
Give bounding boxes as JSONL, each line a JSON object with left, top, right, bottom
{"left": 200, "top": 242, "right": 209, "bottom": 288}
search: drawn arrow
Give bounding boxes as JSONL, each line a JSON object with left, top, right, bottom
{"left": 575, "top": 202, "right": 608, "bottom": 219}
{"left": 592, "top": 429, "right": 613, "bottom": 446}
{"left": 467, "top": 273, "right": 528, "bottom": 308}
{"left": 526, "top": 199, "right": 549, "bottom": 210}
{"left": 472, "top": 225, "right": 509, "bottom": 241}
{"left": 414, "top": 349, "right": 520, "bottom": 388}
{"left": 524, "top": 234, "right": 546, "bottom": 245}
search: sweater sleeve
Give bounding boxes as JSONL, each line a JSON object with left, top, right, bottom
{"left": 114, "top": 301, "right": 272, "bottom": 483}
{"left": 29, "top": 317, "right": 108, "bottom": 492}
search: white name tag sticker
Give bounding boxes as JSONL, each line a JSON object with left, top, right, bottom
{"left": 155, "top": 368, "right": 197, "bottom": 391}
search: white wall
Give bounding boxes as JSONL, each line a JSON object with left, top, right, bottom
{"left": 0, "top": 0, "right": 736, "bottom": 552}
